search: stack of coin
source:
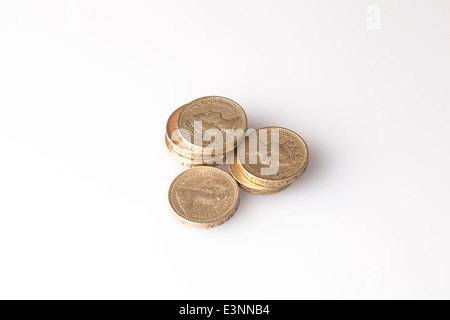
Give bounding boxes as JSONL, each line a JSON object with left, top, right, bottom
{"left": 228, "top": 127, "right": 308, "bottom": 195}
{"left": 168, "top": 166, "right": 240, "bottom": 228}
{"left": 167, "top": 97, "right": 309, "bottom": 228}
{"left": 165, "top": 96, "right": 248, "bottom": 167}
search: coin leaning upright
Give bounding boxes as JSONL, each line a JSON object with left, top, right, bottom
{"left": 168, "top": 167, "right": 240, "bottom": 228}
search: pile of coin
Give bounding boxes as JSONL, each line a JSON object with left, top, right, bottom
{"left": 166, "top": 96, "right": 309, "bottom": 228}
{"left": 165, "top": 96, "right": 247, "bottom": 167}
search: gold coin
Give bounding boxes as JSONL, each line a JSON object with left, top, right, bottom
{"left": 177, "top": 96, "right": 247, "bottom": 154}
{"left": 228, "top": 152, "right": 291, "bottom": 195}
{"left": 168, "top": 167, "right": 240, "bottom": 228}
{"left": 237, "top": 127, "right": 308, "bottom": 187}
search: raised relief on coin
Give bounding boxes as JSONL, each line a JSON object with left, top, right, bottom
{"left": 176, "top": 179, "right": 231, "bottom": 215}
{"left": 184, "top": 110, "right": 239, "bottom": 138}
{"left": 169, "top": 167, "right": 240, "bottom": 227}
{"left": 178, "top": 96, "right": 247, "bottom": 150}
{"left": 248, "top": 140, "right": 299, "bottom": 177}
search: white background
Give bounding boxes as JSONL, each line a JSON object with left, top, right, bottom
{"left": 1, "top": 1, "right": 449, "bottom": 300}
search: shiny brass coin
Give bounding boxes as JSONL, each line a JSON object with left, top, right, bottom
{"left": 228, "top": 152, "right": 291, "bottom": 195}
{"left": 237, "top": 127, "right": 308, "bottom": 188}
{"left": 165, "top": 135, "right": 224, "bottom": 167}
{"left": 168, "top": 167, "right": 240, "bottom": 228}
{"left": 177, "top": 96, "right": 247, "bottom": 154}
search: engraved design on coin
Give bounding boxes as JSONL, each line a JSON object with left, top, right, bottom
{"left": 184, "top": 110, "right": 239, "bottom": 138}
{"left": 239, "top": 127, "right": 308, "bottom": 186}
{"left": 248, "top": 140, "right": 297, "bottom": 177}
{"left": 178, "top": 96, "right": 247, "bottom": 150}
{"left": 176, "top": 179, "right": 231, "bottom": 215}
{"left": 169, "top": 167, "right": 240, "bottom": 227}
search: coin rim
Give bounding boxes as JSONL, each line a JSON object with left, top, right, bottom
{"left": 166, "top": 141, "right": 219, "bottom": 168}
{"left": 165, "top": 134, "right": 225, "bottom": 166}
{"left": 229, "top": 158, "right": 291, "bottom": 195}
{"left": 165, "top": 104, "right": 194, "bottom": 159}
